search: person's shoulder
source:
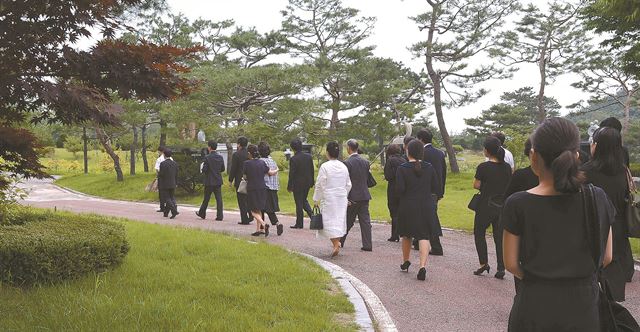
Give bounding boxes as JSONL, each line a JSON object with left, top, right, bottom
{"left": 504, "top": 191, "right": 530, "bottom": 207}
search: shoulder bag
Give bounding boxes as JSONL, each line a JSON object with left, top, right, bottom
{"left": 624, "top": 168, "right": 640, "bottom": 238}
{"left": 468, "top": 193, "right": 481, "bottom": 211}
{"left": 310, "top": 206, "right": 323, "bottom": 230}
{"left": 237, "top": 178, "right": 248, "bottom": 194}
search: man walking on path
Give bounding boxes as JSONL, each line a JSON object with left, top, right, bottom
{"left": 229, "top": 137, "right": 251, "bottom": 225}
{"left": 196, "top": 140, "right": 225, "bottom": 221}
{"left": 158, "top": 149, "right": 179, "bottom": 219}
{"left": 341, "top": 139, "right": 373, "bottom": 251}
{"left": 417, "top": 129, "right": 446, "bottom": 255}
{"left": 154, "top": 146, "right": 165, "bottom": 213}
{"left": 287, "top": 138, "right": 315, "bottom": 229}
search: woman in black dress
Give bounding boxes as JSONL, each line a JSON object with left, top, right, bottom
{"left": 504, "top": 138, "right": 538, "bottom": 199}
{"left": 384, "top": 144, "right": 405, "bottom": 242}
{"left": 472, "top": 136, "right": 512, "bottom": 279}
{"left": 243, "top": 144, "right": 278, "bottom": 237}
{"left": 502, "top": 117, "right": 614, "bottom": 331}
{"left": 396, "top": 140, "right": 441, "bottom": 281}
{"left": 582, "top": 127, "right": 633, "bottom": 300}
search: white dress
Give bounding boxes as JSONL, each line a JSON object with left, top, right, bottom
{"left": 313, "top": 160, "right": 352, "bottom": 239}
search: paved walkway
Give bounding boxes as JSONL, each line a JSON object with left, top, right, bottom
{"left": 20, "top": 179, "right": 640, "bottom": 332}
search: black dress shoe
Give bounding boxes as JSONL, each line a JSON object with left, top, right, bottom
{"left": 277, "top": 224, "right": 283, "bottom": 236}
{"left": 289, "top": 225, "right": 302, "bottom": 229}
{"left": 251, "top": 231, "right": 264, "bottom": 236}
{"left": 360, "top": 247, "right": 372, "bottom": 252}
{"left": 400, "top": 260, "right": 411, "bottom": 272}
{"left": 387, "top": 237, "right": 400, "bottom": 242}
{"left": 156, "top": 209, "right": 164, "bottom": 213}
{"left": 169, "top": 212, "right": 179, "bottom": 219}
{"left": 495, "top": 270, "right": 505, "bottom": 279}
{"left": 215, "top": 217, "right": 223, "bottom": 221}
{"left": 195, "top": 211, "right": 205, "bottom": 220}
{"left": 417, "top": 267, "right": 427, "bottom": 281}
{"left": 264, "top": 224, "right": 270, "bottom": 237}
{"left": 429, "top": 250, "right": 443, "bottom": 256}
{"left": 163, "top": 213, "right": 169, "bottom": 218}
{"left": 473, "top": 264, "right": 491, "bottom": 276}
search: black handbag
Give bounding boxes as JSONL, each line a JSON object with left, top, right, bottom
{"left": 624, "top": 168, "right": 640, "bottom": 238}
{"left": 367, "top": 170, "right": 377, "bottom": 188}
{"left": 468, "top": 193, "right": 481, "bottom": 211}
{"left": 310, "top": 206, "right": 323, "bottom": 230}
{"left": 582, "top": 184, "right": 640, "bottom": 332}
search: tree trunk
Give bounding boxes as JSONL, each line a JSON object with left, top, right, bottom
{"left": 159, "top": 119, "right": 167, "bottom": 148}
{"left": 622, "top": 91, "right": 633, "bottom": 139}
{"left": 377, "top": 133, "right": 386, "bottom": 166}
{"left": 141, "top": 124, "right": 149, "bottom": 172}
{"left": 130, "top": 125, "right": 138, "bottom": 175}
{"left": 536, "top": 44, "right": 549, "bottom": 123}
{"left": 95, "top": 127, "right": 124, "bottom": 182}
{"left": 329, "top": 97, "right": 340, "bottom": 135}
{"left": 82, "top": 126, "right": 88, "bottom": 174}
{"left": 226, "top": 141, "right": 234, "bottom": 171}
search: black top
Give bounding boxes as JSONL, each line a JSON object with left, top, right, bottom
{"left": 395, "top": 161, "right": 440, "bottom": 239}
{"left": 582, "top": 163, "right": 628, "bottom": 219}
{"left": 423, "top": 144, "right": 447, "bottom": 197}
{"left": 202, "top": 151, "right": 225, "bottom": 187}
{"left": 474, "top": 161, "right": 512, "bottom": 215}
{"left": 243, "top": 159, "right": 269, "bottom": 191}
{"left": 158, "top": 159, "right": 178, "bottom": 190}
{"left": 229, "top": 149, "right": 248, "bottom": 186}
{"left": 343, "top": 154, "right": 372, "bottom": 201}
{"left": 504, "top": 166, "right": 538, "bottom": 199}
{"left": 384, "top": 154, "right": 406, "bottom": 183}
{"left": 502, "top": 190, "right": 614, "bottom": 280}
{"left": 287, "top": 152, "right": 315, "bottom": 192}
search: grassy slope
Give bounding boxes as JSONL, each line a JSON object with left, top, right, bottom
{"left": 0, "top": 212, "right": 355, "bottom": 331}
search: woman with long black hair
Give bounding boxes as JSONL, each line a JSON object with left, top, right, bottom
{"left": 472, "top": 136, "right": 512, "bottom": 279}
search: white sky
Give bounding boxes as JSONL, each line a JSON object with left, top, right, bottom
{"left": 166, "top": 0, "right": 590, "bottom": 133}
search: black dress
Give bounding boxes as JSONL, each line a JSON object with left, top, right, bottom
{"left": 395, "top": 161, "right": 440, "bottom": 240}
{"left": 502, "top": 189, "right": 615, "bottom": 332}
{"left": 243, "top": 159, "right": 269, "bottom": 212}
{"left": 504, "top": 166, "right": 538, "bottom": 199}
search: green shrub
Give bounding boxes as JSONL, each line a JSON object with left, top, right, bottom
{"left": 630, "top": 163, "right": 640, "bottom": 178}
{"left": 452, "top": 145, "right": 464, "bottom": 153}
{"left": 0, "top": 209, "right": 129, "bottom": 286}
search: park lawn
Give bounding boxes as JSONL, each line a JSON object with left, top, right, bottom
{"left": 0, "top": 213, "right": 355, "bottom": 331}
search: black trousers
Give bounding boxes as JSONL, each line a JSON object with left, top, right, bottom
{"left": 198, "top": 185, "right": 223, "bottom": 220}
{"left": 234, "top": 183, "right": 251, "bottom": 223}
{"left": 160, "top": 188, "right": 177, "bottom": 216}
{"left": 293, "top": 188, "right": 313, "bottom": 227}
{"left": 474, "top": 211, "right": 504, "bottom": 271}
{"left": 158, "top": 187, "right": 165, "bottom": 211}
{"left": 261, "top": 211, "right": 279, "bottom": 225}
{"left": 343, "top": 200, "right": 372, "bottom": 250}
{"left": 430, "top": 199, "right": 444, "bottom": 253}
{"left": 387, "top": 193, "right": 399, "bottom": 239}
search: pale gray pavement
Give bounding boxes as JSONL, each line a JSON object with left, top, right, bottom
{"left": 20, "top": 178, "right": 640, "bottom": 332}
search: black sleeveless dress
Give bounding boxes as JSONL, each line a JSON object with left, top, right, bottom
{"left": 395, "top": 161, "right": 440, "bottom": 240}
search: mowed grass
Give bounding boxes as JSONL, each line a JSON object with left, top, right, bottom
{"left": 0, "top": 213, "right": 355, "bottom": 331}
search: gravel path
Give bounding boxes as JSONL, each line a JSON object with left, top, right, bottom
{"left": 20, "top": 178, "right": 640, "bottom": 332}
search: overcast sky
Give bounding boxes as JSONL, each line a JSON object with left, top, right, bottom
{"left": 166, "top": 0, "right": 590, "bottom": 133}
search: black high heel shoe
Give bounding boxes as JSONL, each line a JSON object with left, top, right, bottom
{"left": 417, "top": 267, "right": 426, "bottom": 281}
{"left": 495, "top": 270, "right": 505, "bottom": 279}
{"left": 264, "top": 224, "right": 270, "bottom": 237}
{"left": 400, "top": 261, "right": 411, "bottom": 272}
{"left": 473, "top": 264, "right": 490, "bottom": 276}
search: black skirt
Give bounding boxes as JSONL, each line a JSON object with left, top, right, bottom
{"left": 247, "top": 188, "right": 266, "bottom": 212}
{"left": 263, "top": 189, "right": 280, "bottom": 213}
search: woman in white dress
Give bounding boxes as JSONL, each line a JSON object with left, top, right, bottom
{"left": 313, "top": 141, "right": 352, "bottom": 257}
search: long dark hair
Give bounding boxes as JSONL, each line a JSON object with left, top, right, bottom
{"left": 590, "top": 127, "right": 625, "bottom": 175}
{"left": 531, "top": 117, "right": 584, "bottom": 193}
{"left": 484, "top": 136, "right": 505, "bottom": 163}
{"left": 407, "top": 140, "right": 424, "bottom": 176}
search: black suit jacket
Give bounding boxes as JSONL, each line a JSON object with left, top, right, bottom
{"left": 423, "top": 144, "right": 447, "bottom": 197}
{"left": 229, "top": 149, "right": 248, "bottom": 187}
{"left": 202, "top": 151, "right": 225, "bottom": 187}
{"left": 287, "top": 152, "right": 314, "bottom": 192}
{"left": 158, "top": 158, "right": 178, "bottom": 190}
{"left": 343, "top": 154, "right": 371, "bottom": 201}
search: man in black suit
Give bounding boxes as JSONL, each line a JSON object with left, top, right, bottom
{"left": 196, "top": 140, "right": 225, "bottom": 221}
{"left": 229, "top": 136, "right": 251, "bottom": 224}
{"left": 287, "top": 138, "right": 315, "bottom": 229}
{"left": 341, "top": 139, "right": 373, "bottom": 251}
{"left": 417, "top": 129, "right": 446, "bottom": 255}
{"left": 158, "top": 149, "right": 179, "bottom": 219}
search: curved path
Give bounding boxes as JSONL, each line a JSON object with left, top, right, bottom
{"left": 20, "top": 179, "right": 640, "bottom": 331}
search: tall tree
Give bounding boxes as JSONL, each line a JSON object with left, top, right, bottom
{"left": 411, "top": 0, "right": 519, "bottom": 173}
{"left": 499, "top": 1, "right": 586, "bottom": 122}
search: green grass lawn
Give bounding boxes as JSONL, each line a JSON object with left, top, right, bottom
{"left": 0, "top": 212, "right": 355, "bottom": 331}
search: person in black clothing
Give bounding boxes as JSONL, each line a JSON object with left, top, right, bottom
{"left": 502, "top": 117, "right": 614, "bottom": 331}
{"left": 504, "top": 138, "right": 539, "bottom": 199}
{"left": 384, "top": 144, "right": 405, "bottom": 242}
{"left": 287, "top": 138, "right": 315, "bottom": 229}
{"left": 158, "top": 149, "right": 179, "bottom": 219}
{"left": 341, "top": 139, "right": 373, "bottom": 251}
{"left": 472, "top": 136, "right": 512, "bottom": 279}
{"left": 196, "top": 140, "right": 225, "bottom": 221}
{"left": 397, "top": 140, "right": 441, "bottom": 281}
{"left": 417, "top": 129, "right": 446, "bottom": 256}
{"left": 600, "top": 117, "right": 630, "bottom": 167}
{"left": 582, "top": 127, "right": 634, "bottom": 300}
{"left": 229, "top": 137, "right": 252, "bottom": 224}
{"left": 244, "top": 144, "right": 278, "bottom": 237}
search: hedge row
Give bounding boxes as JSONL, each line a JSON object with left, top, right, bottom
{"left": 0, "top": 208, "right": 129, "bottom": 286}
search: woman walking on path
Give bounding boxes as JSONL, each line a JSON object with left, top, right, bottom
{"left": 313, "top": 142, "right": 352, "bottom": 257}
{"left": 396, "top": 140, "right": 441, "bottom": 281}
{"left": 502, "top": 117, "right": 614, "bottom": 331}
{"left": 243, "top": 144, "right": 278, "bottom": 237}
{"left": 258, "top": 142, "right": 284, "bottom": 236}
{"left": 472, "top": 136, "right": 512, "bottom": 279}
{"left": 582, "top": 127, "right": 633, "bottom": 301}
{"left": 384, "top": 144, "right": 405, "bottom": 242}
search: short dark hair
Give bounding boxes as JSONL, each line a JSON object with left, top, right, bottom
{"left": 157, "top": 146, "right": 165, "bottom": 152}
{"left": 326, "top": 141, "right": 340, "bottom": 159}
{"left": 290, "top": 138, "right": 303, "bottom": 152}
{"left": 491, "top": 132, "right": 506, "bottom": 145}
{"left": 346, "top": 139, "right": 359, "bottom": 152}
{"left": 403, "top": 136, "right": 415, "bottom": 146}
{"left": 600, "top": 117, "right": 623, "bottom": 132}
{"left": 163, "top": 148, "right": 173, "bottom": 158}
{"left": 258, "top": 141, "right": 271, "bottom": 158}
{"left": 386, "top": 144, "right": 401, "bottom": 157}
{"left": 237, "top": 136, "right": 248, "bottom": 148}
{"left": 208, "top": 140, "right": 217, "bottom": 150}
{"left": 416, "top": 129, "right": 433, "bottom": 144}
{"left": 524, "top": 137, "right": 532, "bottom": 157}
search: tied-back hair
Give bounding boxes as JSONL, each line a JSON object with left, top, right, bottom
{"left": 247, "top": 144, "right": 260, "bottom": 159}
{"left": 532, "top": 117, "right": 584, "bottom": 193}
{"left": 326, "top": 141, "right": 340, "bottom": 159}
{"left": 484, "top": 136, "right": 505, "bottom": 163}
{"left": 590, "top": 127, "right": 625, "bottom": 176}
{"left": 407, "top": 140, "right": 425, "bottom": 177}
